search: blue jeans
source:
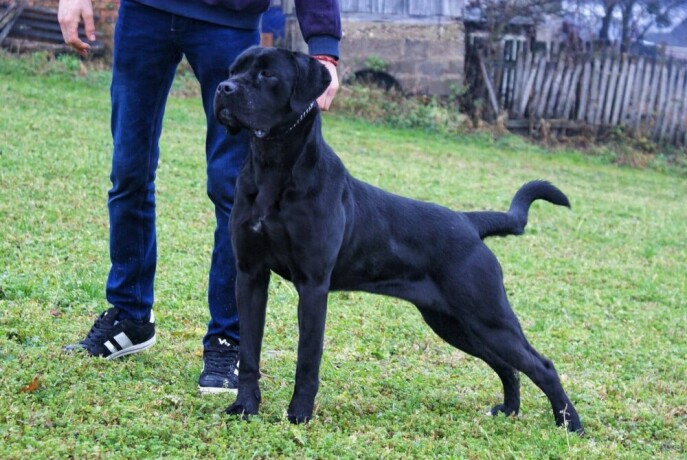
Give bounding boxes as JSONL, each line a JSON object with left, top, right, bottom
{"left": 107, "top": 0, "right": 259, "bottom": 344}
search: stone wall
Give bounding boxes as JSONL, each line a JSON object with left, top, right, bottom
{"left": 342, "top": 19, "right": 464, "bottom": 96}
{"left": 285, "top": 18, "right": 465, "bottom": 96}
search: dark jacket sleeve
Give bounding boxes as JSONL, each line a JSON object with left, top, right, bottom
{"left": 294, "top": 0, "right": 342, "bottom": 58}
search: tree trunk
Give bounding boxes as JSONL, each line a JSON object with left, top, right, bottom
{"left": 598, "top": 2, "right": 616, "bottom": 43}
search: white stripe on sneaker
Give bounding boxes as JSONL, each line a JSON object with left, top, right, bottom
{"left": 106, "top": 335, "right": 156, "bottom": 360}
{"left": 104, "top": 340, "right": 117, "bottom": 354}
{"left": 113, "top": 332, "right": 133, "bottom": 350}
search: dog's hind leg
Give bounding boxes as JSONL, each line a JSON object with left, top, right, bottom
{"left": 418, "top": 308, "right": 521, "bottom": 417}
{"left": 465, "top": 299, "right": 584, "bottom": 434}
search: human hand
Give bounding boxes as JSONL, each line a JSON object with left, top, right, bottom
{"left": 315, "top": 59, "right": 339, "bottom": 111}
{"left": 58, "top": 0, "right": 96, "bottom": 57}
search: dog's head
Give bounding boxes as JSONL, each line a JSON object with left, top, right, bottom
{"left": 214, "top": 47, "right": 331, "bottom": 138}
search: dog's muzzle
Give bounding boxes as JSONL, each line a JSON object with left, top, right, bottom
{"left": 215, "top": 80, "right": 242, "bottom": 134}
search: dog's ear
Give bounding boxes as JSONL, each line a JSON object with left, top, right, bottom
{"left": 289, "top": 51, "right": 332, "bottom": 113}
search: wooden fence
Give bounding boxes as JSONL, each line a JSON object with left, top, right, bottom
{"left": 482, "top": 52, "right": 687, "bottom": 146}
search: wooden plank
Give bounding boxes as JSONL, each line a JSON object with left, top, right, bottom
{"left": 678, "top": 68, "right": 687, "bottom": 145}
{"left": 491, "top": 52, "right": 504, "bottom": 110}
{"left": 340, "top": 0, "right": 358, "bottom": 13}
{"left": 522, "top": 54, "right": 545, "bottom": 118}
{"left": 612, "top": 56, "right": 630, "bottom": 126}
{"left": 2, "top": 36, "right": 104, "bottom": 55}
{"left": 653, "top": 62, "right": 670, "bottom": 141}
{"left": 587, "top": 58, "right": 601, "bottom": 123}
{"left": 500, "top": 60, "right": 514, "bottom": 108}
{"left": 545, "top": 58, "right": 566, "bottom": 118}
{"left": 535, "top": 60, "right": 555, "bottom": 118}
{"left": 664, "top": 63, "right": 680, "bottom": 142}
{"left": 663, "top": 64, "right": 677, "bottom": 142}
{"left": 479, "top": 54, "right": 500, "bottom": 116}
{"left": 598, "top": 56, "right": 614, "bottom": 125}
{"left": 14, "top": 17, "right": 65, "bottom": 34}
{"left": 0, "top": 0, "right": 28, "bottom": 45}
{"left": 554, "top": 60, "right": 573, "bottom": 118}
{"left": 626, "top": 58, "right": 642, "bottom": 126}
{"left": 645, "top": 61, "right": 662, "bottom": 134}
{"left": 530, "top": 54, "right": 548, "bottom": 118}
{"left": 14, "top": 7, "right": 59, "bottom": 22}
{"left": 676, "top": 64, "right": 686, "bottom": 145}
{"left": 520, "top": 48, "right": 533, "bottom": 113}
{"left": 382, "top": 0, "right": 405, "bottom": 14}
{"left": 594, "top": 57, "right": 611, "bottom": 125}
{"left": 577, "top": 60, "right": 592, "bottom": 121}
{"left": 563, "top": 62, "right": 583, "bottom": 119}
{"left": 8, "top": 27, "right": 63, "bottom": 42}
{"left": 0, "top": 1, "right": 23, "bottom": 26}
{"left": 409, "top": 0, "right": 441, "bottom": 15}
{"left": 603, "top": 57, "right": 620, "bottom": 125}
{"left": 660, "top": 63, "right": 680, "bottom": 142}
{"left": 631, "top": 58, "right": 648, "bottom": 130}
{"left": 441, "top": 0, "right": 462, "bottom": 16}
{"left": 506, "top": 118, "right": 583, "bottom": 129}
{"left": 506, "top": 118, "right": 533, "bottom": 129}
{"left": 511, "top": 48, "right": 528, "bottom": 116}
{"left": 667, "top": 66, "right": 686, "bottom": 143}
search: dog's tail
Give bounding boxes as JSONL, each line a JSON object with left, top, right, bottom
{"left": 465, "top": 180, "right": 570, "bottom": 240}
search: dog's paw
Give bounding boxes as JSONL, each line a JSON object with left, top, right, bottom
{"left": 287, "top": 412, "right": 312, "bottom": 424}
{"left": 287, "top": 400, "right": 314, "bottom": 424}
{"left": 225, "top": 389, "right": 261, "bottom": 421}
{"left": 225, "top": 401, "right": 258, "bottom": 421}
{"left": 488, "top": 404, "right": 519, "bottom": 417}
{"left": 556, "top": 411, "right": 585, "bottom": 435}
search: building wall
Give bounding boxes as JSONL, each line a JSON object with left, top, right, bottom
{"left": 340, "top": 20, "right": 464, "bottom": 95}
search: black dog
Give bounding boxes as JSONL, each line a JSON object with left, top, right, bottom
{"left": 214, "top": 47, "right": 583, "bottom": 433}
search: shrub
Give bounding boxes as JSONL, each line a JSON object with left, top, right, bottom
{"left": 331, "top": 83, "right": 469, "bottom": 136}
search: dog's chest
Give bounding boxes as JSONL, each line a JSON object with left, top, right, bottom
{"left": 239, "top": 185, "right": 306, "bottom": 277}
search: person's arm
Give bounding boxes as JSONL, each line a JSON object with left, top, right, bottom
{"left": 57, "top": 0, "right": 96, "bottom": 57}
{"left": 293, "top": 0, "right": 342, "bottom": 110}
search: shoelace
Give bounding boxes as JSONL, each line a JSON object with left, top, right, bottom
{"left": 81, "top": 312, "right": 115, "bottom": 348}
{"left": 204, "top": 349, "right": 238, "bottom": 375}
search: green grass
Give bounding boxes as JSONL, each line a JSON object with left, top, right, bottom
{"left": 1, "top": 53, "right": 686, "bottom": 459}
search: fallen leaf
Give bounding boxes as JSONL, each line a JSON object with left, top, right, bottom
{"left": 20, "top": 376, "right": 40, "bottom": 393}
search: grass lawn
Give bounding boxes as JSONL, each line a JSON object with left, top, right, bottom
{"left": 1, "top": 54, "right": 686, "bottom": 459}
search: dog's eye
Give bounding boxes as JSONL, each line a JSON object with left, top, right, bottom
{"left": 260, "top": 70, "right": 274, "bottom": 79}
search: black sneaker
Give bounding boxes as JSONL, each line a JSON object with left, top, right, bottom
{"left": 198, "top": 336, "right": 240, "bottom": 395}
{"left": 64, "top": 307, "right": 156, "bottom": 359}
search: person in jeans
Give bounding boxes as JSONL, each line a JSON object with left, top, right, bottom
{"left": 58, "top": 0, "right": 341, "bottom": 394}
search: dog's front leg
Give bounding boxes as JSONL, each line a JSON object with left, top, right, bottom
{"left": 226, "top": 267, "right": 270, "bottom": 420}
{"left": 287, "top": 282, "right": 329, "bottom": 424}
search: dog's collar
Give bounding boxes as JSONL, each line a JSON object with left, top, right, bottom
{"left": 255, "top": 101, "right": 316, "bottom": 140}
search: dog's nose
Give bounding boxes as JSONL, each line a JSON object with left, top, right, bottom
{"left": 217, "top": 81, "right": 237, "bottom": 95}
